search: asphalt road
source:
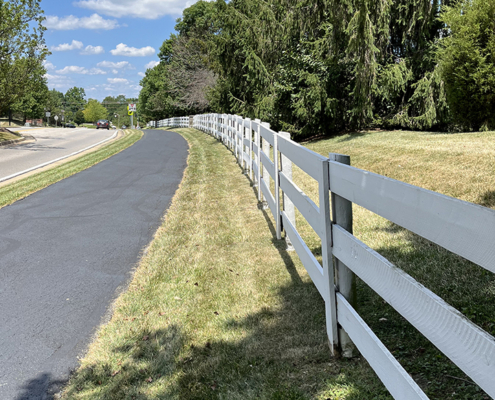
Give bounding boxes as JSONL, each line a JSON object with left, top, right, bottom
{"left": 0, "top": 128, "right": 116, "bottom": 181}
{"left": 0, "top": 130, "right": 188, "bottom": 399}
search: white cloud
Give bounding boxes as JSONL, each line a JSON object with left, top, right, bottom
{"left": 138, "top": 72, "right": 146, "bottom": 77}
{"left": 97, "top": 60, "right": 134, "bottom": 69}
{"left": 51, "top": 40, "right": 84, "bottom": 52}
{"left": 112, "top": 69, "right": 119, "bottom": 74}
{"left": 145, "top": 60, "right": 159, "bottom": 70}
{"left": 74, "top": 0, "right": 188, "bottom": 19}
{"left": 56, "top": 65, "right": 107, "bottom": 75}
{"left": 44, "top": 73, "right": 74, "bottom": 89}
{"left": 81, "top": 45, "right": 105, "bottom": 55}
{"left": 107, "top": 78, "right": 129, "bottom": 84}
{"left": 43, "top": 61, "right": 56, "bottom": 71}
{"left": 90, "top": 68, "right": 107, "bottom": 75}
{"left": 110, "top": 43, "right": 155, "bottom": 57}
{"left": 44, "top": 13, "right": 119, "bottom": 30}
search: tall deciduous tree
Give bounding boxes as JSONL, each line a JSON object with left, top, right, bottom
{"left": 83, "top": 99, "right": 108, "bottom": 124}
{"left": 0, "top": 0, "right": 48, "bottom": 116}
{"left": 64, "top": 87, "right": 86, "bottom": 115}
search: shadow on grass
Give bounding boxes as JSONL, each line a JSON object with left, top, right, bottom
{"left": 60, "top": 192, "right": 389, "bottom": 399}
{"left": 59, "top": 281, "right": 388, "bottom": 399}
{"left": 355, "top": 221, "right": 494, "bottom": 399}
{"left": 478, "top": 190, "right": 495, "bottom": 208}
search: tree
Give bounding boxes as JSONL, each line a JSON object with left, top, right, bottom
{"left": 45, "top": 89, "right": 64, "bottom": 125}
{"left": 438, "top": 0, "right": 495, "bottom": 131}
{"left": 83, "top": 99, "right": 108, "bottom": 123}
{"left": 168, "top": 35, "right": 216, "bottom": 113}
{"left": 64, "top": 87, "right": 86, "bottom": 115}
{"left": 0, "top": 0, "right": 48, "bottom": 116}
{"left": 11, "top": 73, "right": 48, "bottom": 121}
{"left": 74, "top": 110, "right": 85, "bottom": 125}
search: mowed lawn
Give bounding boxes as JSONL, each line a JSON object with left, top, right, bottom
{"left": 61, "top": 128, "right": 494, "bottom": 400}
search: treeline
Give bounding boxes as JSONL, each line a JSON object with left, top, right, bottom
{"left": 139, "top": 0, "right": 495, "bottom": 138}
{"left": 0, "top": 1, "right": 138, "bottom": 127}
{"left": 45, "top": 89, "right": 138, "bottom": 127}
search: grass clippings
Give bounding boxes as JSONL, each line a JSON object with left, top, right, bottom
{"left": 0, "top": 129, "right": 142, "bottom": 209}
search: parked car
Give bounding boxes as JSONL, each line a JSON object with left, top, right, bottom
{"left": 96, "top": 119, "right": 110, "bottom": 130}
{"left": 122, "top": 125, "right": 127, "bottom": 129}
{"left": 65, "top": 123, "right": 76, "bottom": 128}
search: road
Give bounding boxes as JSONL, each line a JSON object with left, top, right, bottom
{"left": 0, "top": 130, "right": 189, "bottom": 399}
{"left": 0, "top": 127, "right": 116, "bottom": 181}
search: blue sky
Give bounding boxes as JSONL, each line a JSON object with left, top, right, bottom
{"left": 41, "top": 0, "right": 191, "bottom": 101}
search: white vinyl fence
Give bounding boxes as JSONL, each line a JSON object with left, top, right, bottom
{"left": 153, "top": 116, "right": 189, "bottom": 128}
{"left": 152, "top": 113, "right": 495, "bottom": 400}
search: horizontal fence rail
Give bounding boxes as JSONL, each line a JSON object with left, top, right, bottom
{"left": 150, "top": 114, "right": 495, "bottom": 399}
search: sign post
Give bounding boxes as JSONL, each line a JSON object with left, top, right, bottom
{"left": 54, "top": 115, "right": 59, "bottom": 128}
{"left": 128, "top": 104, "right": 136, "bottom": 129}
{"left": 45, "top": 111, "right": 51, "bottom": 127}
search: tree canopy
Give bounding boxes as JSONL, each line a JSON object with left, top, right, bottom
{"left": 83, "top": 99, "right": 108, "bottom": 124}
{"left": 139, "top": 0, "right": 495, "bottom": 137}
{"left": 0, "top": 0, "right": 48, "bottom": 117}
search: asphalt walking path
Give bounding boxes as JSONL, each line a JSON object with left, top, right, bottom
{"left": 0, "top": 130, "right": 188, "bottom": 399}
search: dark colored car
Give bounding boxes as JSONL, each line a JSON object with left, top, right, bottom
{"left": 65, "top": 123, "right": 76, "bottom": 128}
{"left": 96, "top": 119, "right": 110, "bottom": 130}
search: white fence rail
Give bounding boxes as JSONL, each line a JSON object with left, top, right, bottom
{"left": 151, "top": 113, "right": 495, "bottom": 399}
{"left": 152, "top": 116, "right": 189, "bottom": 128}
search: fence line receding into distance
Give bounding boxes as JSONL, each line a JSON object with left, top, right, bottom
{"left": 149, "top": 114, "right": 495, "bottom": 400}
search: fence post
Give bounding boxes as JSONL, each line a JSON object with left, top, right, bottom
{"left": 273, "top": 132, "right": 281, "bottom": 240}
{"left": 279, "top": 132, "right": 295, "bottom": 251}
{"left": 320, "top": 159, "right": 339, "bottom": 355}
{"left": 261, "top": 122, "right": 270, "bottom": 210}
{"left": 255, "top": 119, "right": 262, "bottom": 200}
{"left": 234, "top": 117, "right": 238, "bottom": 159}
{"left": 329, "top": 153, "right": 357, "bottom": 358}
{"left": 247, "top": 118, "right": 253, "bottom": 180}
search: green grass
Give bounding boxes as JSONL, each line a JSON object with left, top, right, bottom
{"left": 0, "top": 130, "right": 142, "bottom": 209}
{"left": 60, "top": 128, "right": 494, "bottom": 399}
{"left": 0, "top": 130, "right": 21, "bottom": 142}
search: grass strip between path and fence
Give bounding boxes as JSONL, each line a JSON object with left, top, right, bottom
{"left": 61, "top": 127, "right": 389, "bottom": 400}
{"left": 0, "top": 129, "right": 142, "bottom": 209}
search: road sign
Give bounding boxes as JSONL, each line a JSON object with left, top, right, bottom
{"left": 54, "top": 116, "right": 59, "bottom": 121}
{"left": 46, "top": 112, "right": 51, "bottom": 117}
{"left": 128, "top": 103, "right": 137, "bottom": 112}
